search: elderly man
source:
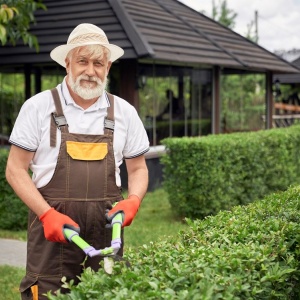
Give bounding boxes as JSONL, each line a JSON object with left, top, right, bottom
{"left": 6, "top": 23, "right": 149, "bottom": 299}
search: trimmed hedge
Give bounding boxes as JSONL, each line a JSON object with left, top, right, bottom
{"left": 161, "top": 125, "right": 300, "bottom": 219}
{"left": 0, "top": 149, "right": 28, "bottom": 230}
{"left": 48, "top": 185, "right": 300, "bottom": 299}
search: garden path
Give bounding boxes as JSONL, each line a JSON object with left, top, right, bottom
{"left": 0, "top": 238, "right": 26, "bottom": 268}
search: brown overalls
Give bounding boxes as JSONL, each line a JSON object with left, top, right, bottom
{"left": 20, "top": 88, "right": 123, "bottom": 300}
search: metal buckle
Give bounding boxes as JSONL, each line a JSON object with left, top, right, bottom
{"left": 52, "top": 113, "right": 68, "bottom": 127}
{"left": 104, "top": 119, "right": 114, "bottom": 131}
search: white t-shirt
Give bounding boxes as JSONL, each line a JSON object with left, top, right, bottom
{"left": 9, "top": 78, "right": 150, "bottom": 188}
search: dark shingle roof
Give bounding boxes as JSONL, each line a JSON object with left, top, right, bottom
{"left": 0, "top": 0, "right": 298, "bottom": 74}
{"left": 274, "top": 55, "right": 300, "bottom": 84}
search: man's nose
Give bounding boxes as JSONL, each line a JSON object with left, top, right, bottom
{"left": 85, "top": 63, "right": 96, "bottom": 76}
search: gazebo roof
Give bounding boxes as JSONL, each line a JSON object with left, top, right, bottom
{"left": 0, "top": 0, "right": 298, "bottom": 74}
{"left": 274, "top": 56, "right": 300, "bottom": 84}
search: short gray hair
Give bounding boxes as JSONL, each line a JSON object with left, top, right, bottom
{"left": 67, "top": 45, "right": 111, "bottom": 62}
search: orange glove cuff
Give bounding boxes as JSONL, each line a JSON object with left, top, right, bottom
{"left": 107, "top": 194, "right": 141, "bottom": 227}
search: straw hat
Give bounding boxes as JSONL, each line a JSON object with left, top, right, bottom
{"left": 50, "top": 23, "right": 124, "bottom": 67}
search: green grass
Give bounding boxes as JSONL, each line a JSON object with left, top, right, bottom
{"left": 0, "top": 229, "right": 27, "bottom": 241}
{"left": 0, "top": 265, "right": 25, "bottom": 300}
{"left": 0, "top": 188, "right": 187, "bottom": 300}
{"left": 125, "top": 188, "right": 187, "bottom": 247}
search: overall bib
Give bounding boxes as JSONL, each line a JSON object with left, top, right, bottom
{"left": 20, "top": 88, "right": 123, "bottom": 300}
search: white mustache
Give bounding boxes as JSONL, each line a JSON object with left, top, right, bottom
{"left": 80, "top": 75, "right": 100, "bottom": 83}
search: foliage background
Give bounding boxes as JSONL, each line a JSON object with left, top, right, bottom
{"left": 0, "top": 0, "right": 46, "bottom": 50}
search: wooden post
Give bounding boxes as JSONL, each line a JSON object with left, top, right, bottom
{"left": 265, "top": 71, "right": 273, "bottom": 129}
{"left": 212, "top": 66, "right": 221, "bottom": 134}
{"left": 35, "top": 67, "right": 42, "bottom": 94}
{"left": 24, "top": 64, "right": 32, "bottom": 100}
{"left": 119, "top": 59, "right": 139, "bottom": 109}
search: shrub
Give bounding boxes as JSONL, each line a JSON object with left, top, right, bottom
{"left": 47, "top": 185, "right": 300, "bottom": 300}
{"left": 0, "top": 149, "right": 28, "bottom": 230}
{"left": 161, "top": 125, "right": 300, "bottom": 219}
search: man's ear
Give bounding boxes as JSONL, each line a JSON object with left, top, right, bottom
{"left": 65, "top": 57, "right": 70, "bottom": 72}
{"left": 106, "top": 61, "right": 112, "bottom": 74}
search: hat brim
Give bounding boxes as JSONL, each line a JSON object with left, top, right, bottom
{"left": 50, "top": 42, "right": 124, "bottom": 68}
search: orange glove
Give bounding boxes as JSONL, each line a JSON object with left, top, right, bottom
{"left": 39, "top": 208, "right": 80, "bottom": 243}
{"left": 106, "top": 195, "right": 141, "bottom": 227}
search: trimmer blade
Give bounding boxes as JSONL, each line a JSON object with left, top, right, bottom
{"left": 104, "top": 256, "right": 114, "bottom": 274}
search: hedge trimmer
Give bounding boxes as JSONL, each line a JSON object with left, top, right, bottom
{"left": 63, "top": 212, "right": 123, "bottom": 274}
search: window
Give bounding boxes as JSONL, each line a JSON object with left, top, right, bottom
{"left": 138, "top": 63, "right": 212, "bottom": 145}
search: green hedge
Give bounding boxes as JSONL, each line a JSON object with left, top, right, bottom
{"left": 48, "top": 185, "right": 300, "bottom": 299}
{"left": 0, "top": 149, "right": 28, "bottom": 230}
{"left": 161, "top": 125, "right": 300, "bottom": 219}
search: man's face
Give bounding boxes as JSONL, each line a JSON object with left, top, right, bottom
{"left": 66, "top": 47, "right": 112, "bottom": 100}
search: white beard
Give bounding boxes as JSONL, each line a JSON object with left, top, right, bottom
{"left": 69, "top": 72, "right": 107, "bottom": 100}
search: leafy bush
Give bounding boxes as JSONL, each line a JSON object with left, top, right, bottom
{"left": 48, "top": 185, "right": 300, "bottom": 300}
{"left": 161, "top": 125, "right": 300, "bottom": 219}
{"left": 0, "top": 149, "right": 28, "bottom": 230}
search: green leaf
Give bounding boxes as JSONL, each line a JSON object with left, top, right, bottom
{"left": 149, "top": 281, "right": 158, "bottom": 290}
{"left": 0, "top": 23, "right": 6, "bottom": 38}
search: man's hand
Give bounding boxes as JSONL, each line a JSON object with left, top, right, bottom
{"left": 106, "top": 195, "right": 141, "bottom": 227}
{"left": 39, "top": 208, "right": 80, "bottom": 243}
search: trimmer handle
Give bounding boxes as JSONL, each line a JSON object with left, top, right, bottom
{"left": 63, "top": 212, "right": 123, "bottom": 257}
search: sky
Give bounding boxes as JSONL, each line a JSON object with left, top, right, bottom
{"left": 178, "top": 0, "right": 300, "bottom": 59}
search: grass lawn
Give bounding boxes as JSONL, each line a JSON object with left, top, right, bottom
{"left": 0, "top": 188, "right": 187, "bottom": 300}
{"left": 125, "top": 188, "right": 186, "bottom": 247}
{"left": 0, "top": 265, "right": 25, "bottom": 300}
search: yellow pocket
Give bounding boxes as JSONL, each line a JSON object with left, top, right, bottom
{"left": 66, "top": 141, "right": 108, "bottom": 160}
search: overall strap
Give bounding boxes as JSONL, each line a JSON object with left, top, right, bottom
{"left": 50, "top": 88, "right": 69, "bottom": 147}
{"left": 104, "top": 92, "right": 115, "bottom": 136}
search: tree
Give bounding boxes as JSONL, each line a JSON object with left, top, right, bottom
{"left": 0, "top": 0, "right": 46, "bottom": 51}
{"left": 211, "top": 0, "right": 237, "bottom": 29}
